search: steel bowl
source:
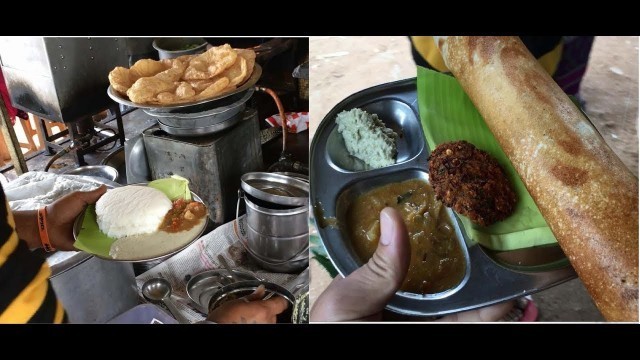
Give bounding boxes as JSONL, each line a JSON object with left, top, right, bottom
{"left": 152, "top": 38, "right": 207, "bottom": 59}
{"left": 186, "top": 269, "right": 261, "bottom": 313}
{"left": 144, "top": 89, "right": 252, "bottom": 124}
{"left": 101, "top": 147, "right": 126, "bottom": 184}
{"left": 65, "top": 165, "right": 119, "bottom": 182}
{"left": 208, "top": 280, "right": 295, "bottom": 323}
{"left": 155, "top": 110, "right": 244, "bottom": 137}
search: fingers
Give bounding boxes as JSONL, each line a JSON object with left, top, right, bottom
{"left": 213, "top": 288, "right": 287, "bottom": 324}
{"left": 245, "top": 285, "right": 267, "bottom": 301}
{"left": 438, "top": 301, "right": 515, "bottom": 322}
{"left": 244, "top": 285, "right": 289, "bottom": 317}
{"left": 362, "top": 207, "right": 411, "bottom": 288}
{"left": 311, "top": 207, "right": 410, "bottom": 322}
{"left": 75, "top": 185, "right": 107, "bottom": 205}
{"left": 262, "top": 295, "right": 289, "bottom": 316}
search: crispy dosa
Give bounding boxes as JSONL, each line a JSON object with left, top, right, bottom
{"left": 434, "top": 36, "right": 638, "bottom": 321}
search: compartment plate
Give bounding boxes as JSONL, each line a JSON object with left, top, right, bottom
{"left": 310, "top": 78, "right": 576, "bottom": 317}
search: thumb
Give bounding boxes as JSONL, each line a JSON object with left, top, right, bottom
{"left": 311, "top": 207, "right": 410, "bottom": 321}
{"left": 244, "top": 285, "right": 267, "bottom": 301}
{"left": 76, "top": 185, "right": 107, "bottom": 205}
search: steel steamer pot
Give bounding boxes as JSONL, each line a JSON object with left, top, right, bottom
{"left": 237, "top": 173, "right": 309, "bottom": 273}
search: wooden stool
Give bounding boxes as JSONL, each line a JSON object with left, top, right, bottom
{"left": 17, "top": 115, "right": 38, "bottom": 152}
{"left": 0, "top": 131, "right": 12, "bottom": 163}
{"left": 1, "top": 116, "right": 37, "bottom": 162}
{"left": 32, "top": 114, "right": 67, "bottom": 153}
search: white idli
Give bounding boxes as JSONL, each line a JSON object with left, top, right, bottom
{"left": 96, "top": 186, "right": 172, "bottom": 238}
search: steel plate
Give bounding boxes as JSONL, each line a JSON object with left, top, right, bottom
{"left": 310, "top": 78, "right": 576, "bottom": 317}
{"left": 186, "top": 269, "right": 262, "bottom": 313}
{"left": 72, "top": 183, "right": 209, "bottom": 263}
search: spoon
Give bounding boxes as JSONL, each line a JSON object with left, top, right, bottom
{"left": 217, "top": 254, "right": 241, "bottom": 282}
{"left": 142, "top": 278, "right": 189, "bottom": 324}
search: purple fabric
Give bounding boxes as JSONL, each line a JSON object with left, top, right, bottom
{"left": 553, "top": 36, "right": 596, "bottom": 96}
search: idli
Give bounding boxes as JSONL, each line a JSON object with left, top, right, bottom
{"left": 96, "top": 186, "right": 172, "bottom": 238}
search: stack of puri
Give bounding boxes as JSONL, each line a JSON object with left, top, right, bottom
{"left": 435, "top": 36, "right": 638, "bottom": 321}
{"left": 108, "top": 44, "right": 256, "bottom": 106}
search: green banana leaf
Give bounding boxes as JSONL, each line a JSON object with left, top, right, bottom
{"left": 417, "top": 66, "right": 557, "bottom": 251}
{"left": 148, "top": 175, "right": 192, "bottom": 201}
{"left": 74, "top": 178, "right": 191, "bottom": 258}
{"left": 74, "top": 205, "right": 114, "bottom": 257}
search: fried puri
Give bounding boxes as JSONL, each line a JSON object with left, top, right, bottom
{"left": 108, "top": 44, "right": 256, "bottom": 106}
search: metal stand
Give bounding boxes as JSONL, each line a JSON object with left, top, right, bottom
{"left": 38, "top": 118, "right": 68, "bottom": 156}
{"left": 38, "top": 103, "right": 126, "bottom": 166}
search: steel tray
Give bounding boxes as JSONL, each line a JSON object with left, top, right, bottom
{"left": 310, "top": 78, "right": 576, "bottom": 317}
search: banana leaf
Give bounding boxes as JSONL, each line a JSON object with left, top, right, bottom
{"left": 417, "top": 66, "right": 557, "bottom": 250}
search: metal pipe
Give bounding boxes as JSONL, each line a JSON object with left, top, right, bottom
{"left": 44, "top": 145, "right": 72, "bottom": 172}
{"left": 44, "top": 132, "right": 93, "bottom": 172}
{"left": 256, "top": 86, "right": 287, "bottom": 156}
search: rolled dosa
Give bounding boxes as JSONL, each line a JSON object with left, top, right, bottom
{"left": 434, "top": 36, "right": 638, "bottom": 321}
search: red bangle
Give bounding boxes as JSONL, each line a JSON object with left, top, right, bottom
{"left": 37, "top": 207, "right": 55, "bottom": 252}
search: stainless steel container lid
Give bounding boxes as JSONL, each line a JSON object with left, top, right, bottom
{"left": 273, "top": 172, "right": 309, "bottom": 183}
{"left": 241, "top": 172, "right": 309, "bottom": 207}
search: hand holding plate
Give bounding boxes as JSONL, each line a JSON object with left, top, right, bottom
{"left": 46, "top": 185, "right": 107, "bottom": 251}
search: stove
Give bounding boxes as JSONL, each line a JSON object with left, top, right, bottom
{"left": 0, "top": 37, "right": 129, "bottom": 166}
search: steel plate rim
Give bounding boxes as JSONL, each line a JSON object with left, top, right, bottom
{"left": 272, "top": 172, "right": 310, "bottom": 182}
{"left": 186, "top": 269, "right": 262, "bottom": 305}
{"left": 63, "top": 165, "right": 119, "bottom": 183}
{"left": 327, "top": 168, "right": 471, "bottom": 301}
